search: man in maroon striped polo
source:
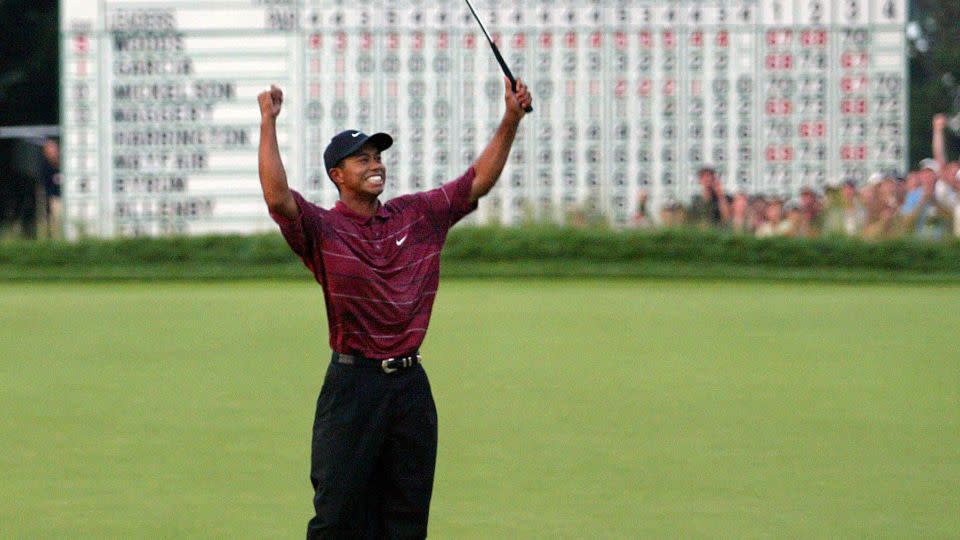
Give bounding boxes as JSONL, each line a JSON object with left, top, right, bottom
{"left": 257, "top": 78, "right": 532, "bottom": 539}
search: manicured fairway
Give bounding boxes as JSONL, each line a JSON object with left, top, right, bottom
{"left": 1, "top": 280, "right": 958, "bottom": 537}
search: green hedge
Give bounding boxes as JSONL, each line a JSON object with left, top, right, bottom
{"left": 2, "top": 227, "right": 960, "bottom": 282}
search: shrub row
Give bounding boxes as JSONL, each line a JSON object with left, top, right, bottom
{"left": 1, "top": 227, "right": 959, "bottom": 281}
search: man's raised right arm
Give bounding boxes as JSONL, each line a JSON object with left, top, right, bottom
{"left": 258, "top": 85, "right": 298, "bottom": 221}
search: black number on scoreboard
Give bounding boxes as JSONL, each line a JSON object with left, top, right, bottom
{"left": 266, "top": 8, "right": 296, "bottom": 31}
{"left": 883, "top": 0, "right": 896, "bottom": 19}
{"left": 846, "top": 0, "right": 859, "bottom": 21}
{"left": 809, "top": 0, "right": 822, "bottom": 23}
{"left": 308, "top": 101, "right": 323, "bottom": 121}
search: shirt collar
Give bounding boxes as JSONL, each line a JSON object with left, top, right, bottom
{"left": 333, "top": 199, "right": 389, "bottom": 223}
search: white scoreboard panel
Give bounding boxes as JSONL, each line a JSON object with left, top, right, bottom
{"left": 61, "top": 0, "right": 907, "bottom": 237}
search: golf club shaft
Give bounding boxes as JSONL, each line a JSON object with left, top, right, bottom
{"left": 462, "top": 0, "right": 533, "bottom": 113}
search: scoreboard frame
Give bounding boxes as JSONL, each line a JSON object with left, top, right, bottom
{"left": 60, "top": 0, "right": 908, "bottom": 238}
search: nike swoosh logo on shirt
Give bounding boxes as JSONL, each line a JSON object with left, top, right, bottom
{"left": 395, "top": 235, "right": 408, "bottom": 246}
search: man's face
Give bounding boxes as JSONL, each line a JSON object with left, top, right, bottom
{"left": 879, "top": 179, "right": 896, "bottom": 200}
{"left": 766, "top": 201, "right": 783, "bottom": 221}
{"left": 699, "top": 170, "right": 715, "bottom": 189}
{"left": 732, "top": 193, "right": 748, "bottom": 213}
{"left": 842, "top": 183, "right": 856, "bottom": 202}
{"left": 919, "top": 168, "right": 937, "bottom": 189}
{"left": 331, "top": 143, "right": 386, "bottom": 198}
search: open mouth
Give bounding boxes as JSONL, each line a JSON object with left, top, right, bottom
{"left": 366, "top": 175, "right": 384, "bottom": 187}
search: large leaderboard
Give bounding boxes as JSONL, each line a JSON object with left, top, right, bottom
{"left": 61, "top": 0, "right": 907, "bottom": 237}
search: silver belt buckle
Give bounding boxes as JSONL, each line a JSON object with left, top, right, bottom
{"left": 381, "top": 358, "right": 397, "bottom": 374}
{"left": 381, "top": 354, "right": 420, "bottom": 373}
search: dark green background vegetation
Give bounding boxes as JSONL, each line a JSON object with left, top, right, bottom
{"left": 2, "top": 227, "right": 960, "bottom": 281}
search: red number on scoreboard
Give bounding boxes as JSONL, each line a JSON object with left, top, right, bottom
{"left": 766, "top": 99, "right": 793, "bottom": 115}
{"left": 73, "top": 35, "right": 89, "bottom": 53}
{"left": 800, "top": 30, "right": 827, "bottom": 47}
{"left": 615, "top": 80, "right": 627, "bottom": 98}
{"left": 841, "top": 52, "right": 869, "bottom": 68}
{"left": 640, "top": 31, "right": 652, "bottom": 48}
{"left": 615, "top": 31, "right": 627, "bottom": 49}
{"left": 766, "top": 146, "right": 795, "bottom": 161}
{"left": 308, "top": 33, "right": 322, "bottom": 49}
{"left": 464, "top": 33, "right": 475, "bottom": 49}
{"left": 766, "top": 30, "right": 792, "bottom": 46}
{"left": 765, "top": 54, "right": 794, "bottom": 70}
{"left": 841, "top": 145, "right": 867, "bottom": 160}
{"left": 663, "top": 79, "right": 675, "bottom": 96}
{"left": 514, "top": 33, "right": 526, "bottom": 48}
{"left": 663, "top": 31, "right": 675, "bottom": 48}
{"left": 799, "top": 122, "right": 826, "bottom": 138}
{"left": 840, "top": 76, "right": 868, "bottom": 93}
{"left": 716, "top": 31, "right": 729, "bottom": 47}
{"left": 638, "top": 79, "right": 652, "bottom": 97}
{"left": 540, "top": 32, "right": 552, "bottom": 48}
{"left": 590, "top": 31, "right": 602, "bottom": 48}
{"left": 841, "top": 99, "right": 868, "bottom": 114}
{"left": 690, "top": 31, "right": 703, "bottom": 47}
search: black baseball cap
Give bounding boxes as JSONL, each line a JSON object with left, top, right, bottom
{"left": 323, "top": 130, "right": 393, "bottom": 174}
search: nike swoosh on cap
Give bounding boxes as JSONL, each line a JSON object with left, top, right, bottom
{"left": 351, "top": 132, "right": 361, "bottom": 137}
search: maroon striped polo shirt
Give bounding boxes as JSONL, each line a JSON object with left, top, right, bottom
{"left": 270, "top": 167, "right": 477, "bottom": 359}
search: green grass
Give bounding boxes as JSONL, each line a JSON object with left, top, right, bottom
{"left": 1, "top": 280, "right": 958, "bottom": 537}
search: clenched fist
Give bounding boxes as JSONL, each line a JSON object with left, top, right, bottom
{"left": 933, "top": 113, "right": 947, "bottom": 131}
{"left": 259, "top": 85, "right": 283, "bottom": 121}
{"left": 505, "top": 77, "right": 533, "bottom": 119}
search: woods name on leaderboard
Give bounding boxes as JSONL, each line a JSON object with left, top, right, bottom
{"left": 61, "top": 0, "right": 907, "bottom": 238}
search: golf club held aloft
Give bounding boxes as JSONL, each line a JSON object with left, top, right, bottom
{"left": 462, "top": 0, "right": 534, "bottom": 113}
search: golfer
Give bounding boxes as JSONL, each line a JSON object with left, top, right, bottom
{"left": 257, "top": 77, "right": 532, "bottom": 539}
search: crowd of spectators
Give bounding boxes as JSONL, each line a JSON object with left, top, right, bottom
{"left": 637, "top": 114, "right": 960, "bottom": 241}
{"left": 0, "top": 137, "right": 62, "bottom": 239}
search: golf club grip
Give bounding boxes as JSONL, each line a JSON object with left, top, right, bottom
{"left": 490, "top": 42, "right": 534, "bottom": 113}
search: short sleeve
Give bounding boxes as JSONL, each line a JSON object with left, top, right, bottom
{"left": 418, "top": 167, "right": 479, "bottom": 227}
{"left": 270, "top": 190, "right": 324, "bottom": 259}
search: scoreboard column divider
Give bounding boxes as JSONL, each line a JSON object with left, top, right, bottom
{"left": 828, "top": 4, "right": 837, "bottom": 185}
{"left": 825, "top": 6, "right": 832, "bottom": 183}
{"left": 98, "top": 0, "right": 110, "bottom": 237}
{"left": 600, "top": 1, "right": 610, "bottom": 223}
{"left": 451, "top": 0, "right": 461, "bottom": 215}
{"left": 899, "top": 1, "right": 908, "bottom": 175}
{"left": 753, "top": 1, "right": 762, "bottom": 196}
{"left": 679, "top": 3, "right": 689, "bottom": 203}
{"left": 294, "top": 0, "right": 305, "bottom": 198}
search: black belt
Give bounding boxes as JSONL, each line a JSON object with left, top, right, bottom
{"left": 332, "top": 351, "right": 421, "bottom": 374}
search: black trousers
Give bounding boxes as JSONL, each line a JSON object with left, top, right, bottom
{"left": 306, "top": 358, "right": 438, "bottom": 539}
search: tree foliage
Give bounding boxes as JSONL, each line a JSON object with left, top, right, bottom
{"left": 909, "top": 0, "right": 960, "bottom": 164}
{"left": 0, "top": 0, "right": 59, "bottom": 126}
